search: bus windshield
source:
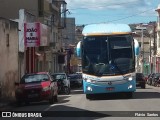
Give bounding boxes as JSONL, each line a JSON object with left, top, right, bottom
{"left": 82, "top": 35, "right": 135, "bottom": 76}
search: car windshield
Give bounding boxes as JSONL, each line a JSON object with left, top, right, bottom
{"left": 82, "top": 35, "right": 135, "bottom": 76}
{"left": 20, "top": 74, "right": 49, "bottom": 83}
{"left": 52, "top": 74, "right": 66, "bottom": 80}
{"left": 68, "top": 74, "right": 79, "bottom": 79}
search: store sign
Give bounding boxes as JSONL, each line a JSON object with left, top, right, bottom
{"left": 24, "top": 22, "right": 50, "bottom": 47}
{"left": 24, "top": 22, "right": 40, "bottom": 47}
{"left": 19, "top": 9, "right": 36, "bottom": 52}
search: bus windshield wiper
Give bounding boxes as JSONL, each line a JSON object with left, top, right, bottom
{"left": 109, "top": 60, "right": 125, "bottom": 78}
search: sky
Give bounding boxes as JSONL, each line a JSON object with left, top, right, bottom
{"left": 66, "top": 0, "right": 160, "bottom": 25}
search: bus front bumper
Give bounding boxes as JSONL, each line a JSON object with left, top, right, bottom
{"left": 83, "top": 81, "right": 136, "bottom": 94}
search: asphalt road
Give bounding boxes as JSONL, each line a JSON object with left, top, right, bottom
{"left": 1, "top": 85, "right": 160, "bottom": 120}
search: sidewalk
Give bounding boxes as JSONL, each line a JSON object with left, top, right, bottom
{"left": 147, "top": 84, "right": 160, "bottom": 91}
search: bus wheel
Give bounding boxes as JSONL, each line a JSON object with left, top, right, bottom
{"left": 86, "top": 94, "right": 93, "bottom": 100}
{"left": 126, "top": 92, "right": 133, "bottom": 99}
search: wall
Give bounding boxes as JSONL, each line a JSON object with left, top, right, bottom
{"left": 0, "top": 18, "right": 19, "bottom": 100}
{"left": 62, "top": 18, "right": 75, "bottom": 46}
{"left": 134, "top": 36, "right": 151, "bottom": 74}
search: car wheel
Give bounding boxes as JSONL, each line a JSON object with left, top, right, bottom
{"left": 49, "top": 92, "right": 54, "bottom": 104}
{"left": 149, "top": 80, "right": 152, "bottom": 85}
{"left": 78, "top": 84, "right": 81, "bottom": 88}
{"left": 126, "top": 92, "right": 133, "bottom": 99}
{"left": 141, "top": 84, "right": 146, "bottom": 89}
{"left": 86, "top": 94, "right": 93, "bottom": 100}
{"left": 54, "top": 95, "right": 58, "bottom": 102}
{"left": 64, "top": 86, "right": 70, "bottom": 95}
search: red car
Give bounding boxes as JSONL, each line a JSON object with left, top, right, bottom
{"left": 15, "top": 72, "right": 58, "bottom": 105}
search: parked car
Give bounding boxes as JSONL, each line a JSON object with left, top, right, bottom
{"left": 51, "top": 73, "right": 70, "bottom": 95}
{"left": 15, "top": 72, "right": 58, "bottom": 105}
{"left": 151, "top": 73, "right": 160, "bottom": 86}
{"left": 136, "top": 73, "right": 146, "bottom": 89}
{"left": 154, "top": 78, "right": 160, "bottom": 87}
{"left": 68, "top": 74, "right": 83, "bottom": 88}
{"left": 147, "top": 73, "right": 155, "bottom": 85}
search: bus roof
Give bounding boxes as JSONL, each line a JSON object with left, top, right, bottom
{"left": 82, "top": 23, "right": 132, "bottom": 36}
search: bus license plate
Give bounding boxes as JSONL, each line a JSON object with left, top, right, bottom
{"left": 106, "top": 87, "right": 115, "bottom": 91}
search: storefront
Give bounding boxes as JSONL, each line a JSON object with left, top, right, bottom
{"left": 24, "top": 22, "right": 50, "bottom": 73}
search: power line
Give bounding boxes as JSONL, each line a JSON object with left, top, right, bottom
{"left": 77, "top": 8, "right": 156, "bottom": 25}
{"left": 69, "top": 12, "right": 156, "bottom": 17}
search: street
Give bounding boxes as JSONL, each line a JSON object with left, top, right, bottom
{"left": 1, "top": 85, "right": 160, "bottom": 120}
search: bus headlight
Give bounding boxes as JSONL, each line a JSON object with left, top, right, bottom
{"left": 87, "top": 86, "right": 92, "bottom": 91}
{"left": 86, "top": 79, "right": 96, "bottom": 83}
{"left": 128, "top": 77, "right": 133, "bottom": 81}
{"left": 124, "top": 74, "right": 135, "bottom": 81}
{"left": 86, "top": 79, "right": 91, "bottom": 82}
{"left": 128, "top": 85, "right": 133, "bottom": 89}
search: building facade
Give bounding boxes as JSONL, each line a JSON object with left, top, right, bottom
{"left": 61, "top": 18, "right": 76, "bottom": 73}
{"left": 0, "top": 0, "right": 67, "bottom": 100}
{"left": 62, "top": 18, "right": 75, "bottom": 47}
{"left": 156, "top": 4, "right": 160, "bottom": 73}
{"left": 0, "top": 0, "right": 67, "bottom": 74}
{"left": 130, "top": 22, "right": 157, "bottom": 75}
{"left": 0, "top": 18, "right": 19, "bottom": 100}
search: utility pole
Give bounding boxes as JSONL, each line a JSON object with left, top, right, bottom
{"left": 141, "top": 27, "right": 144, "bottom": 73}
{"left": 149, "top": 33, "right": 152, "bottom": 73}
{"left": 153, "top": 23, "right": 156, "bottom": 55}
{"left": 153, "top": 23, "right": 156, "bottom": 73}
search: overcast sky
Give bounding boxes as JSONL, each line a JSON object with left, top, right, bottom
{"left": 66, "top": 0, "right": 159, "bottom": 25}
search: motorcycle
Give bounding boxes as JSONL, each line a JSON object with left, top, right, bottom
{"left": 57, "top": 79, "right": 70, "bottom": 95}
{"left": 154, "top": 78, "right": 160, "bottom": 87}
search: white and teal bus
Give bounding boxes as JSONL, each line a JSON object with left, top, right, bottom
{"left": 77, "top": 23, "right": 138, "bottom": 99}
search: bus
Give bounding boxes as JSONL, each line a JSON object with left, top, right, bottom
{"left": 76, "top": 23, "right": 137, "bottom": 99}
